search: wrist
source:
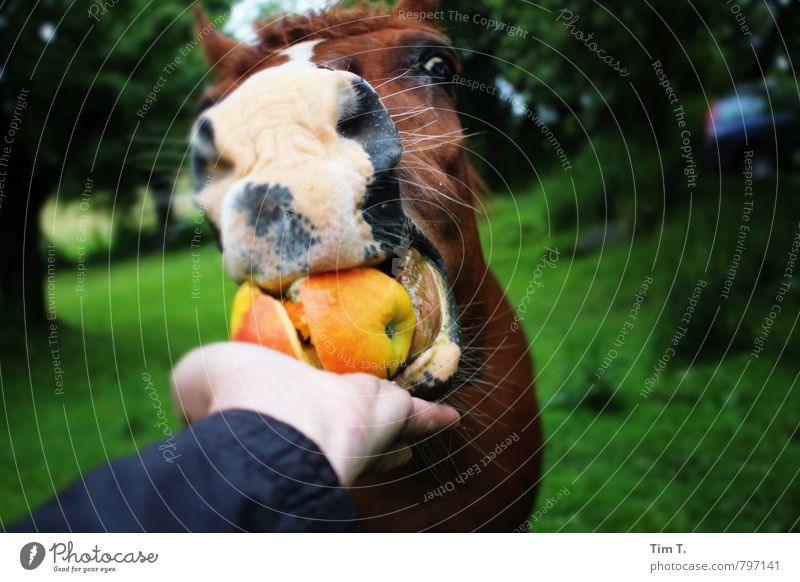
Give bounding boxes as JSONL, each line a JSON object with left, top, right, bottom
{"left": 209, "top": 397, "right": 362, "bottom": 486}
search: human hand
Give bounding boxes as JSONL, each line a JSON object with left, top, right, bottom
{"left": 171, "top": 342, "right": 460, "bottom": 486}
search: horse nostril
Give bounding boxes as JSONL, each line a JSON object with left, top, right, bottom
{"left": 337, "top": 77, "right": 403, "bottom": 175}
{"left": 337, "top": 78, "right": 405, "bottom": 257}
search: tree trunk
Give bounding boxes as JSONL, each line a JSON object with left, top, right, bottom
{"left": 0, "top": 157, "right": 49, "bottom": 328}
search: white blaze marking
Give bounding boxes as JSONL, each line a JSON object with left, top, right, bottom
{"left": 280, "top": 39, "right": 324, "bottom": 65}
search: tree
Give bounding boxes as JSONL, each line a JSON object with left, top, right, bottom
{"left": 0, "top": 0, "right": 230, "bottom": 325}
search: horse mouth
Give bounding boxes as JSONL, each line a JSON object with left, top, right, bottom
{"left": 246, "top": 244, "right": 461, "bottom": 401}
{"left": 382, "top": 246, "right": 461, "bottom": 400}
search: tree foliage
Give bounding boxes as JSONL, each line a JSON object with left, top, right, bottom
{"left": 441, "top": 0, "right": 798, "bottom": 171}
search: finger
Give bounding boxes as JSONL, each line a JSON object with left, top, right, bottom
{"left": 401, "top": 398, "right": 461, "bottom": 440}
{"left": 366, "top": 443, "right": 413, "bottom": 474}
{"left": 172, "top": 342, "right": 298, "bottom": 422}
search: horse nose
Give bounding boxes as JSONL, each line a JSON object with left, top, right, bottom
{"left": 193, "top": 65, "right": 407, "bottom": 293}
{"left": 337, "top": 77, "right": 403, "bottom": 175}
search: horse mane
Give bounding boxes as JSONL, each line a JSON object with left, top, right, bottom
{"left": 253, "top": 1, "right": 441, "bottom": 49}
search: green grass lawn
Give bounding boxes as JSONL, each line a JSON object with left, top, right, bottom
{"left": 481, "top": 188, "right": 799, "bottom": 532}
{"left": 0, "top": 244, "right": 237, "bottom": 529}
{"left": 1, "top": 188, "right": 798, "bottom": 531}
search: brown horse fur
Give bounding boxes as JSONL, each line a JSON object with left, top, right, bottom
{"left": 196, "top": 0, "right": 542, "bottom": 531}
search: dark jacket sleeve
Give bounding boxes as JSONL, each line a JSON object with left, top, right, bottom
{"left": 7, "top": 409, "right": 362, "bottom": 532}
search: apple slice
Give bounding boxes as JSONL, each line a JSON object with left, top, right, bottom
{"left": 230, "top": 281, "right": 309, "bottom": 362}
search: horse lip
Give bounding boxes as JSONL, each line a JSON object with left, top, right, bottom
{"left": 391, "top": 245, "right": 462, "bottom": 400}
{"left": 405, "top": 221, "right": 447, "bottom": 276}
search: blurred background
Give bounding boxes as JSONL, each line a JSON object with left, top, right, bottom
{"left": 0, "top": 0, "right": 798, "bottom": 531}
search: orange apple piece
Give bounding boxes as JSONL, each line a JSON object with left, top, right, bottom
{"left": 230, "top": 281, "right": 308, "bottom": 362}
{"left": 284, "top": 300, "right": 310, "bottom": 341}
{"left": 292, "top": 268, "right": 416, "bottom": 378}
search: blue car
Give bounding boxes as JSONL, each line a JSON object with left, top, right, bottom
{"left": 704, "top": 82, "right": 800, "bottom": 176}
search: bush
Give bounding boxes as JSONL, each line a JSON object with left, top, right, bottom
{"left": 654, "top": 176, "right": 800, "bottom": 361}
{"left": 535, "top": 134, "right": 667, "bottom": 234}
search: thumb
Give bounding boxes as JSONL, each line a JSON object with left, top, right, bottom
{"left": 401, "top": 398, "right": 461, "bottom": 440}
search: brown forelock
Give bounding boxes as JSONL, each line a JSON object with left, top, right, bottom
{"left": 253, "top": 2, "right": 440, "bottom": 48}
{"left": 200, "top": 3, "right": 444, "bottom": 91}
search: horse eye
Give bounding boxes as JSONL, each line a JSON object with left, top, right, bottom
{"left": 421, "top": 55, "right": 452, "bottom": 80}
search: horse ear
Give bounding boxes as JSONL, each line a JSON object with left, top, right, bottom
{"left": 393, "top": 0, "right": 439, "bottom": 19}
{"left": 193, "top": 5, "right": 247, "bottom": 70}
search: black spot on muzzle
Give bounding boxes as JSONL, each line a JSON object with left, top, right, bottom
{"left": 235, "top": 182, "right": 321, "bottom": 273}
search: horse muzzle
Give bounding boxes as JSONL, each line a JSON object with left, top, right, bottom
{"left": 191, "top": 63, "right": 460, "bottom": 399}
